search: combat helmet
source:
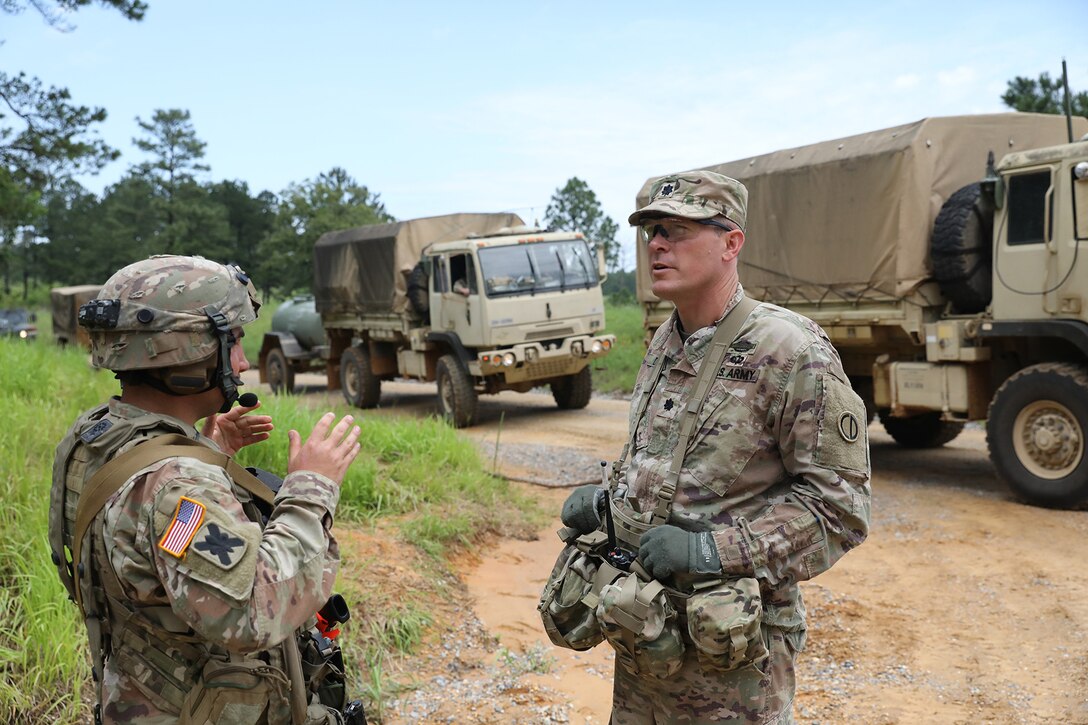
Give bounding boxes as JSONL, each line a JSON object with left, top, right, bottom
{"left": 80, "top": 255, "right": 260, "bottom": 411}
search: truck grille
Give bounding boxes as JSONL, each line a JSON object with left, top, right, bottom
{"left": 526, "top": 327, "right": 575, "bottom": 341}
{"left": 525, "top": 359, "right": 572, "bottom": 378}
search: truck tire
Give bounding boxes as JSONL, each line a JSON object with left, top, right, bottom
{"left": 436, "top": 354, "right": 477, "bottom": 428}
{"left": 340, "top": 346, "right": 381, "bottom": 409}
{"left": 986, "top": 363, "right": 1088, "bottom": 508}
{"left": 882, "top": 412, "right": 964, "bottom": 448}
{"left": 407, "top": 262, "right": 430, "bottom": 317}
{"left": 265, "top": 348, "right": 295, "bottom": 394}
{"left": 551, "top": 367, "right": 593, "bottom": 410}
{"left": 931, "top": 182, "right": 994, "bottom": 314}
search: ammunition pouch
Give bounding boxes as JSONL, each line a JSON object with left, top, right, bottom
{"left": 539, "top": 531, "right": 608, "bottom": 651}
{"left": 180, "top": 654, "right": 292, "bottom": 725}
{"left": 686, "top": 576, "right": 768, "bottom": 672}
{"left": 596, "top": 571, "right": 686, "bottom": 679}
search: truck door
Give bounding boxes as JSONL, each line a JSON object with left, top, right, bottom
{"left": 992, "top": 164, "right": 1081, "bottom": 320}
{"left": 437, "top": 252, "right": 484, "bottom": 347}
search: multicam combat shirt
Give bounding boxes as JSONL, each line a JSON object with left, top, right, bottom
{"left": 63, "top": 398, "right": 341, "bottom": 723}
{"left": 620, "top": 287, "right": 871, "bottom": 631}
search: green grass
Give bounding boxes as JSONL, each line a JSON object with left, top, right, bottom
{"left": 0, "top": 340, "right": 542, "bottom": 723}
{"left": 594, "top": 300, "right": 645, "bottom": 395}
{"left": 0, "top": 339, "right": 117, "bottom": 723}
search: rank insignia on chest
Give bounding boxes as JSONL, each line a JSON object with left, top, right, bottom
{"left": 158, "top": 497, "right": 206, "bottom": 557}
{"left": 718, "top": 365, "right": 758, "bottom": 383}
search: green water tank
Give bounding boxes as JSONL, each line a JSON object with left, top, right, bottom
{"left": 271, "top": 295, "right": 326, "bottom": 351}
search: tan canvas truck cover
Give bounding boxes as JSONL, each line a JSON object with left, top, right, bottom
{"left": 635, "top": 113, "right": 1088, "bottom": 307}
{"left": 51, "top": 284, "right": 102, "bottom": 347}
{"left": 313, "top": 212, "right": 524, "bottom": 316}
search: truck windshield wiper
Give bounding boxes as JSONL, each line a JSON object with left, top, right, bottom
{"left": 524, "top": 248, "right": 539, "bottom": 296}
{"left": 554, "top": 249, "right": 567, "bottom": 291}
{"left": 576, "top": 251, "right": 592, "bottom": 288}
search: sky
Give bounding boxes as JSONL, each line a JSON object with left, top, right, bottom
{"left": 4, "top": 0, "right": 1087, "bottom": 269}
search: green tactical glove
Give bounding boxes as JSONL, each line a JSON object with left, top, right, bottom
{"left": 560, "top": 484, "right": 605, "bottom": 534}
{"left": 638, "top": 525, "right": 722, "bottom": 580}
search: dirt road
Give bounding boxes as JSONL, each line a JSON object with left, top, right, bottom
{"left": 251, "top": 375, "right": 1088, "bottom": 723}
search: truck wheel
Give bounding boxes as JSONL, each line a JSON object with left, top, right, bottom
{"left": 265, "top": 348, "right": 295, "bottom": 394}
{"left": 340, "top": 347, "right": 381, "bottom": 409}
{"left": 882, "top": 412, "right": 964, "bottom": 448}
{"left": 986, "top": 363, "right": 1088, "bottom": 508}
{"left": 931, "top": 182, "right": 994, "bottom": 314}
{"left": 551, "top": 367, "right": 593, "bottom": 410}
{"left": 407, "top": 262, "right": 430, "bottom": 317}
{"left": 436, "top": 354, "right": 477, "bottom": 427}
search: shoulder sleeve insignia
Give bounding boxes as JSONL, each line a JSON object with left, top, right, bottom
{"left": 158, "top": 496, "right": 206, "bottom": 558}
{"left": 191, "top": 523, "right": 248, "bottom": 570}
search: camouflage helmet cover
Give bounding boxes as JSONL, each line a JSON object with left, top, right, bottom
{"left": 88, "top": 255, "right": 260, "bottom": 371}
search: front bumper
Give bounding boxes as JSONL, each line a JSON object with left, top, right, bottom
{"left": 471, "top": 334, "right": 616, "bottom": 383}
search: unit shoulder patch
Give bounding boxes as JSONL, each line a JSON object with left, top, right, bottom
{"left": 158, "top": 496, "right": 206, "bottom": 557}
{"left": 190, "top": 522, "right": 248, "bottom": 570}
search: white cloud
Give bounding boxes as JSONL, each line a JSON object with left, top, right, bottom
{"left": 937, "top": 66, "right": 976, "bottom": 87}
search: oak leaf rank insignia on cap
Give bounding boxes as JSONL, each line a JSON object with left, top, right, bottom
{"left": 158, "top": 496, "right": 206, "bottom": 557}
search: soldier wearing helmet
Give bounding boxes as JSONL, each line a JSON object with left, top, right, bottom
{"left": 50, "top": 255, "right": 363, "bottom": 724}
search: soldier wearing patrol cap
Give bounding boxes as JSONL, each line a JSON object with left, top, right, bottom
{"left": 559, "top": 171, "right": 872, "bottom": 723}
{"left": 50, "top": 255, "right": 363, "bottom": 724}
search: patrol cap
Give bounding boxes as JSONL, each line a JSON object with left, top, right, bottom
{"left": 629, "top": 170, "right": 748, "bottom": 230}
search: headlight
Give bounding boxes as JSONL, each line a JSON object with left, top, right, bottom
{"left": 591, "top": 340, "right": 603, "bottom": 354}
{"left": 502, "top": 352, "right": 516, "bottom": 367}
{"left": 19, "top": 330, "right": 28, "bottom": 339}
{"left": 1076, "top": 161, "right": 1088, "bottom": 180}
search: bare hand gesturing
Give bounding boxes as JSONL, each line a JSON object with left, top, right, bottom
{"left": 202, "top": 399, "right": 274, "bottom": 456}
{"left": 287, "top": 412, "right": 362, "bottom": 484}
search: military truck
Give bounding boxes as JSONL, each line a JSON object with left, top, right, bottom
{"left": 50, "top": 285, "right": 101, "bottom": 348}
{"left": 635, "top": 113, "right": 1088, "bottom": 507}
{"left": 260, "top": 212, "right": 615, "bottom": 427}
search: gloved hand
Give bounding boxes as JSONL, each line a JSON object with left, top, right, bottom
{"left": 560, "top": 484, "right": 605, "bottom": 534}
{"left": 638, "top": 525, "right": 722, "bottom": 580}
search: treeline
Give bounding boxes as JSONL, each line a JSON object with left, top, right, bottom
{"left": 5, "top": 108, "right": 393, "bottom": 299}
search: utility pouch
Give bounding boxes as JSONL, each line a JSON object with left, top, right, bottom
{"left": 686, "top": 576, "right": 768, "bottom": 672}
{"left": 596, "top": 572, "right": 686, "bottom": 679}
{"left": 538, "top": 541, "right": 609, "bottom": 651}
{"left": 180, "top": 655, "right": 291, "bottom": 725}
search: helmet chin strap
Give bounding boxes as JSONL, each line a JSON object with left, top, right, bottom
{"left": 205, "top": 309, "right": 240, "bottom": 413}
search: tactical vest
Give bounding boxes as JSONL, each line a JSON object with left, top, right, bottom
{"left": 541, "top": 298, "right": 768, "bottom": 676}
{"left": 49, "top": 405, "right": 334, "bottom": 724}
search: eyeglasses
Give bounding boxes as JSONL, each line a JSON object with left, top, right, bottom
{"left": 640, "top": 218, "right": 736, "bottom": 242}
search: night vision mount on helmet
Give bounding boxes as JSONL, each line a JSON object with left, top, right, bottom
{"left": 80, "top": 255, "right": 261, "bottom": 412}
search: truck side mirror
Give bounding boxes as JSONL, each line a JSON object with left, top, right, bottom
{"left": 1075, "top": 162, "right": 1088, "bottom": 241}
{"left": 596, "top": 244, "right": 606, "bottom": 281}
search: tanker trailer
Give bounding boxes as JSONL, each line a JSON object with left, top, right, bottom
{"left": 258, "top": 295, "right": 328, "bottom": 393}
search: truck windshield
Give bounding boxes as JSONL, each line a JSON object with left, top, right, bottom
{"left": 479, "top": 240, "right": 597, "bottom": 297}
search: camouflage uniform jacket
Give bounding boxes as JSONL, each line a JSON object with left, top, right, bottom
{"left": 55, "top": 398, "right": 341, "bottom": 723}
{"left": 620, "top": 287, "right": 871, "bottom": 631}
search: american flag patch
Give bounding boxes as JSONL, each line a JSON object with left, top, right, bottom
{"left": 158, "top": 497, "right": 206, "bottom": 557}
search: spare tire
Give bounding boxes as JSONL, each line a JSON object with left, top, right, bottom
{"left": 931, "top": 182, "right": 994, "bottom": 313}
{"left": 407, "top": 262, "right": 430, "bottom": 317}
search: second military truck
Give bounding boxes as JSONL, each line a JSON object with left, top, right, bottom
{"left": 260, "top": 213, "right": 615, "bottom": 427}
{"left": 636, "top": 112, "right": 1088, "bottom": 507}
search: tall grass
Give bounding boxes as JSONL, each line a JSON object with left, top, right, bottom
{"left": 0, "top": 339, "right": 116, "bottom": 723}
{"left": 0, "top": 337, "right": 542, "bottom": 723}
{"left": 594, "top": 300, "right": 645, "bottom": 395}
